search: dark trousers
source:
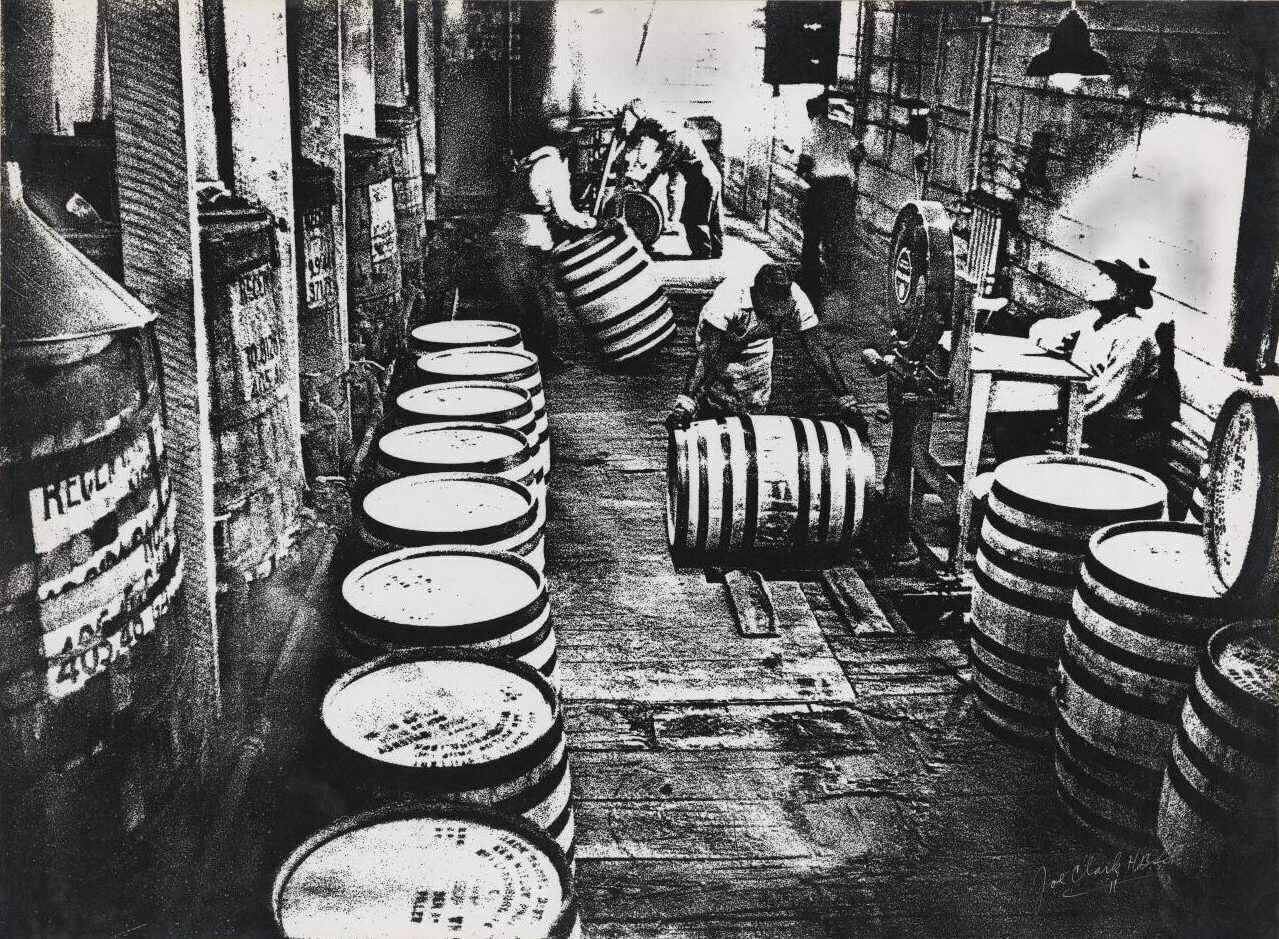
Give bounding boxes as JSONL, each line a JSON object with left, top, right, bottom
{"left": 798, "top": 177, "right": 849, "bottom": 299}
{"left": 681, "top": 170, "right": 723, "bottom": 260}
{"left": 491, "top": 239, "right": 560, "bottom": 362}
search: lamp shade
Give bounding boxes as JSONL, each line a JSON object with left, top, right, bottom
{"left": 1026, "top": 9, "right": 1110, "bottom": 77}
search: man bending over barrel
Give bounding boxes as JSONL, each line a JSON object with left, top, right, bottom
{"left": 666, "top": 263, "right": 863, "bottom": 431}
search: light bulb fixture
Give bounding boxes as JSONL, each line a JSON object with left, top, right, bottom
{"left": 1025, "top": 8, "right": 1110, "bottom": 79}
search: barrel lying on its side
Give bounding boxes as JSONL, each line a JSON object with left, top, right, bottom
{"left": 552, "top": 220, "right": 675, "bottom": 363}
{"left": 666, "top": 415, "right": 874, "bottom": 559}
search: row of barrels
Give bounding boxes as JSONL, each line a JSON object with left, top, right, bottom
{"left": 967, "top": 450, "right": 1277, "bottom": 928}
{"left": 273, "top": 321, "right": 583, "bottom": 938}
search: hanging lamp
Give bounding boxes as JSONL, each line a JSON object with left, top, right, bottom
{"left": 1025, "top": 6, "right": 1110, "bottom": 77}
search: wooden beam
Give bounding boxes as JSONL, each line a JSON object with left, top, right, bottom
{"left": 106, "top": 0, "right": 220, "bottom": 720}
{"left": 221, "top": 0, "right": 304, "bottom": 464}
{"left": 341, "top": 0, "right": 376, "bottom": 137}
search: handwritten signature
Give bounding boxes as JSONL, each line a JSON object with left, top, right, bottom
{"left": 1032, "top": 850, "right": 1169, "bottom": 913}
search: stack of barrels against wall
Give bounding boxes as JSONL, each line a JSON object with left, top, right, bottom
{"left": 1, "top": 166, "right": 199, "bottom": 935}
{"left": 344, "top": 135, "right": 405, "bottom": 374}
{"left": 271, "top": 319, "right": 580, "bottom": 938}
{"left": 199, "top": 193, "right": 306, "bottom": 586}
{"left": 963, "top": 385, "right": 1279, "bottom": 923}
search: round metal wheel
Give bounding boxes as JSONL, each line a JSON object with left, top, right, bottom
{"left": 887, "top": 200, "right": 955, "bottom": 359}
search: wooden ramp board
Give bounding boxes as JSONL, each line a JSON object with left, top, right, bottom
{"left": 821, "top": 566, "right": 899, "bottom": 636}
{"left": 720, "top": 569, "right": 778, "bottom": 637}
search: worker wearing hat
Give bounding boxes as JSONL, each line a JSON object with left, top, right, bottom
{"left": 995, "top": 256, "right": 1178, "bottom": 474}
{"left": 490, "top": 116, "right": 597, "bottom": 366}
{"left": 619, "top": 99, "right": 723, "bottom": 260}
{"left": 666, "top": 262, "right": 862, "bottom": 429}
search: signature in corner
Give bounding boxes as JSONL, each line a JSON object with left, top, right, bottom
{"left": 1032, "top": 849, "right": 1169, "bottom": 913}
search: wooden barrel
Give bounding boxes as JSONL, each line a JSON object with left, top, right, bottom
{"left": 293, "top": 157, "right": 349, "bottom": 468}
{"left": 1157, "top": 620, "right": 1277, "bottom": 924}
{"left": 666, "top": 415, "right": 874, "bottom": 559}
{"left": 970, "top": 455, "right": 1167, "bottom": 746}
{"left": 1, "top": 173, "right": 195, "bottom": 934}
{"left": 344, "top": 134, "right": 403, "bottom": 363}
{"left": 603, "top": 189, "right": 666, "bottom": 248}
{"left": 394, "top": 380, "right": 536, "bottom": 440}
{"left": 410, "top": 318, "right": 524, "bottom": 354}
{"left": 1054, "top": 521, "right": 1232, "bottom": 850}
{"left": 199, "top": 200, "right": 306, "bottom": 585}
{"left": 356, "top": 473, "right": 544, "bottom": 573}
{"left": 373, "top": 421, "right": 544, "bottom": 524}
{"left": 552, "top": 220, "right": 676, "bottom": 363}
{"left": 273, "top": 802, "right": 581, "bottom": 939}
{"left": 1204, "top": 387, "right": 1279, "bottom": 610}
{"left": 375, "top": 104, "right": 426, "bottom": 294}
{"left": 339, "top": 548, "right": 558, "bottom": 688}
{"left": 415, "top": 347, "right": 550, "bottom": 476}
{"left": 320, "top": 649, "right": 574, "bottom": 856}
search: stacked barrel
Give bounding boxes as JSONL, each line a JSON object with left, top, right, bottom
{"left": 279, "top": 319, "right": 580, "bottom": 939}
{"left": 968, "top": 455, "right": 1167, "bottom": 745}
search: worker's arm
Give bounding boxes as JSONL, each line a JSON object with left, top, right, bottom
{"left": 1080, "top": 332, "right": 1155, "bottom": 417}
{"left": 667, "top": 326, "right": 727, "bottom": 428}
{"left": 539, "top": 158, "right": 597, "bottom": 231}
{"left": 801, "top": 327, "right": 851, "bottom": 397}
{"left": 1029, "top": 312, "right": 1086, "bottom": 354}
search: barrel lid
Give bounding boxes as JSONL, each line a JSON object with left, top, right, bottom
{"left": 1, "top": 162, "right": 154, "bottom": 345}
{"left": 411, "top": 319, "right": 523, "bottom": 352}
{"left": 417, "top": 347, "right": 540, "bottom": 383}
{"left": 992, "top": 454, "right": 1166, "bottom": 521}
{"left": 377, "top": 422, "right": 531, "bottom": 475}
{"left": 1205, "top": 388, "right": 1278, "bottom": 593}
{"left": 396, "top": 381, "right": 533, "bottom": 424}
{"left": 1087, "top": 521, "right": 1224, "bottom": 602}
{"left": 322, "top": 653, "right": 556, "bottom": 770}
{"left": 273, "top": 803, "right": 571, "bottom": 939}
{"left": 342, "top": 547, "right": 543, "bottom": 629}
{"left": 1210, "top": 621, "right": 1279, "bottom": 710}
{"left": 362, "top": 473, "right": 535, "bottom": 542}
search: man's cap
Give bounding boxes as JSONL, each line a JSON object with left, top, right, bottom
{"left": 753, "top": 263, "right": 794, "bottom": 302}
{"left": 1094, "top": 257, "right": 1156, "bottom": 309}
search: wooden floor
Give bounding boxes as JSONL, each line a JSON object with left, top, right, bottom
{"left": 544, "top": 236, "right": 1172, "bottom": 938}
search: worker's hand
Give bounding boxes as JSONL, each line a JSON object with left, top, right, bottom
{"left": 835, "top": 393, "right": 869, "bottom": 438}
{"left": 665, "top": 394, "right": 697, "bottom": 431}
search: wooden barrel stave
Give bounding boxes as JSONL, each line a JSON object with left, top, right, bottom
{"left": 666, "top": 416, "right": 872, "bottom": 559}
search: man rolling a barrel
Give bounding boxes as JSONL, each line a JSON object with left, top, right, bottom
{"left": 992, "top": 256, "right": 1178, "bottom": 480}
{"left": 618, "top": 99, "right": 723, "bottom": 260}
{"left": 490, "top": 117, "right": 597, "bottom": 368}
{"left": 665, "top": 262, "right": 863, "bottom": 431}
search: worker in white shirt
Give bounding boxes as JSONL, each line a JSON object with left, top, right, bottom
{"left": 666, "top": 262, "right": 862, "bottom": 429}
{"left": 797, "top": 93, "right": 858, "bottom": 299}
{"left": 993, "top": 257, "right": 1178, "bottom": 476}
{"left": 490, "top": 117, "right": 597, "bottom": 366}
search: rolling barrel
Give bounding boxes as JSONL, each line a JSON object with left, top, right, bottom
{"left": 373, "top": 421, "right": 544, "bottom": 524}
{"left": 410, "top": 319, "right": 524, "bottom": 355}
{"left": 666, "top": 416, "right": 874, "bottom": 558}
{"left": 970, "top": 455, "right": 1166, "bottom": 746}
{"left": 344, "top": 134, "right": 403, "bottom": 362}
{"left": 415, "top": 347, "right": 550, "bottom": 476}
{"left": 273, "top": 802, "right": 581, "bottom": 939}
{"left": 1, "top": 167, "right": 194, "bottom": 935}
{"left": 1203, "top": 387, "right": 1279, "bottom": 610}
{"left": 1157, "top": 620, "right": 1277, "bottom": 926}
{"left": 1054, "top": 521, "right": 1232, "bottom": 849}
{"left": 338, "top": 548, "right": 558, "bottom": 688}
{"left": 552, "top": 220, "right": 675, "bottom": 363}
{"left": 320, "top": 649, "right": 574, "bottom": 856}
{"left": 199, "top": 198, "right": 305, "bottom": 584}
{"left": 356, "top": 473, "right": 544, "bottom": 573}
